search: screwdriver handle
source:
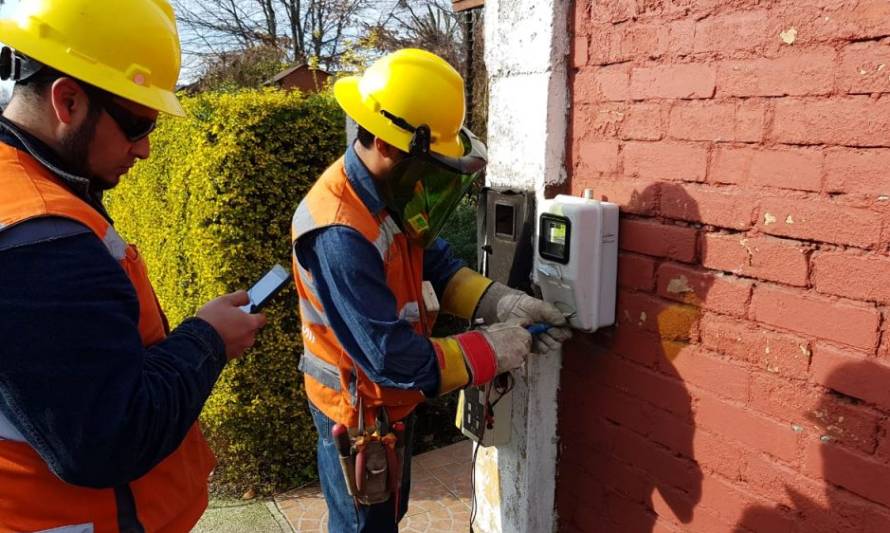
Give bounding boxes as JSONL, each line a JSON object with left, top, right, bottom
{"left": 526, "top": 323, "right": 552, "bottom": 336}
{"left": 332, "top": 423, "right": 352, "bottom": 458}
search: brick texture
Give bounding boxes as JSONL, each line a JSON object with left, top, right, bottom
{"left": 701, "top": 233, "right": 810, "bottom": 286}
{"left": 709, "top": 145, "right": 825, "bottom": 192}
{"left": 717, "top": 49, "right": 836, "bottom": 98}
{"left": 838, "top": 42, "right": 890, "bottom": 95}
{"left": 656, "top": 262, "right": 752, "bottom": 317}
{"left": 825, "top": 147, "right": 890, "bottom": 196}
{"left": 668, "top": 100, "right": 765, "bottom": 143}
{"left": 699, "top": 313, "right": 811, "bottom": 379}
{"left": 813, "top": 252, "right": 890, "bottom": 304}
{"left": 630, "top": 64, "right": 717, "bottom": 100}
{"left": 560, "top": 2, "right": 890, "bottom": 532}
{"left": 757, "top": 197, "right": 883, "bottom": 249}
{"left": 693, "top": 10, "right": 770, "bottom": 54}
{"left": 624, "top": 141, "right": 709, "bottom": 183}
{"left": 619, "top": 218, "right": 697, "bottom": 262}
{"left": 773, "top": 97, "right": 890, "bottom": 147}
{"left": 751, "top": 285, "right": 880, "bottom": 351}
{"left": 660, "top": 184, "right": 756, "bottom": 230}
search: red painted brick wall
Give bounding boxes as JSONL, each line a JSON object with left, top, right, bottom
{"left": 558, "top": 2, "right": 890, "bottom": 531}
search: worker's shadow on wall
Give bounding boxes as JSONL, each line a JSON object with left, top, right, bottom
{"left": 735, "top": 360, "right": 890, "bottom": 532}
{"left": 558, "top": 182, "right": 706, "bottom": 532}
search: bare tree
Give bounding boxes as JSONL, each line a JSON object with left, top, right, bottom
{"left": 364, "top": 0, "right": 463, "bottom": 70}
{"left": 190, "top": 43, "right": 288, "bottom": 92}
{"left": 173, "top": 0, "right": 377, "bottom": 74}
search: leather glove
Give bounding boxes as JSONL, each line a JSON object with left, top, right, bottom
{"left": 533, "top": 326, "right": 573, "bottom": 354}
{"left": 475, "top": 282, "right": 572, "bottom": 352}
{"left": 430, "top": 321, "right": 532, "bottom": 395}
{"left": 480, "top": 321, "right": 533, "bottom": 374}
{"left": 475, "top": 282, "right": 567, "bottom": 326}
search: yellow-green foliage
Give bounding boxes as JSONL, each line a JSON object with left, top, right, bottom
{"left": 106, "top": 89, "right": 344, "bottom": 494}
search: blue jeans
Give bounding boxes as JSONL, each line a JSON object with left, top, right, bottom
{"left": 309, "top": 402, "right": 414, "bottom": 533}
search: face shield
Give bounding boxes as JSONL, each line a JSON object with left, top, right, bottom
{"left": 379, "top": 121, "right": 488, "bottom": 248}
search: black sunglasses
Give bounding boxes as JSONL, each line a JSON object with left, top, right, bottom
{"left": 100, "top": 97, "right": 157, "bottom": 142}
{"left": 83, "top": 86, "right": 156, "bottom": 142}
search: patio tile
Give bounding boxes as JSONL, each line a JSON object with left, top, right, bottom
{"left": 274, "top": 439, "right": 475, "bottom": 532}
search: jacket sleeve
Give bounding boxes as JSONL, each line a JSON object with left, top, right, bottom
{"left": 295, "top": 226, "right": 441, "bottom": 397}
{"left": 422, "top": 237, "right": 465, "bottom": 297}
{"left": 0, "top": 221, "right": 227, "bottom": 488}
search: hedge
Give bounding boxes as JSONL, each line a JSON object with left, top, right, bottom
{"left": 106, "top": 89, "right": 344, "bottom": 495}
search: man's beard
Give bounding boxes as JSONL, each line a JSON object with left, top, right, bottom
{"left": 59, "top": 105, "right": 103, "bottom": 188}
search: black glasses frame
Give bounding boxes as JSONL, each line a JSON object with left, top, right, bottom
{"left": 83, "top": 85, "right": 156, "bottom": 142}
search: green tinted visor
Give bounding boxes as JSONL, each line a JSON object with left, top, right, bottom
{"left": 381, "top": 127, "right": 487, "bottom": 248}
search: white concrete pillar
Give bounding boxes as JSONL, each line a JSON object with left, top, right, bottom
{"left": 472, "top": 1, "right": 569, "bottom": 532}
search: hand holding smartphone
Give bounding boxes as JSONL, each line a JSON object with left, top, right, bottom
{"left": 240, "top": 264, "right": 292, "bottom": 314}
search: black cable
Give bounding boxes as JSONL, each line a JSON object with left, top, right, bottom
{"left": 468, "top": 382, "right": 492, "bottom": 532}
{"left": 489, "top": 373, "right": 514, "bottom": 410}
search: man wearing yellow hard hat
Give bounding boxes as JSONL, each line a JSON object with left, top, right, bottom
{"left": 0, "top": 1, "right": 266, "bottom": 531}
{"left": 291, "top": 48, "right": 572, "bottom": 531}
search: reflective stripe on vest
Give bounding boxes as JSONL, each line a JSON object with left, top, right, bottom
{"left": 36, "top": 524, "right": 94, "bottom": 533}
{"left": 0, "top": 409, "right": 25, "bottom": 442}
{"left": 372, "top": 216, "right": 401, "bottom": 261}
{"left": 299, "top": 298, "right": 328, "bottom": 328}
{"left": 298, "top": 349, "right": 343, "bottom": 392}
{"left": 102, "top": 225, "right": 128, "bottom": 261}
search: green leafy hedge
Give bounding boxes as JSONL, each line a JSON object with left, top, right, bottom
{"left": 106, "top": 89, "right": 344, "bottom": 495}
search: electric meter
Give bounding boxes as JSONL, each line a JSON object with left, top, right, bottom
{"left": 534, "top": 193, "right": 619, "bottom": 332}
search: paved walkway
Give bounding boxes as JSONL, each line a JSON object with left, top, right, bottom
{"left": 274, "top": 439, "right": 474, "bottom": 532}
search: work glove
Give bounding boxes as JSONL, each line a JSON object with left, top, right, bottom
{"left": 431, "top": 320, "right": 532, "bottom": 395}
{"left": 475, "top": 282, "right": 572, "bottom": 352}
{"left": 532, "top": 326, "right": 573, "bottom": 355}
{"left": 479, "top": 321, "right": 533, "bottom": 374}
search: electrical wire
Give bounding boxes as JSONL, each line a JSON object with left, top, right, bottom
{"left": 468, "top": 383, "right": 491, "bottom": 533}
{"left": 468, "top": 373, "right": 515, "bottom": 532}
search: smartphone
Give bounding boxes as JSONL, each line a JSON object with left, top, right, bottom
{"left": 240, "top": 264, "right": 292, "bottom": 314}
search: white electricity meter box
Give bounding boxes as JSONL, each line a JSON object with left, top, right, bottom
{"left": 534, "top": 193, "right": 619, "bottom": 332}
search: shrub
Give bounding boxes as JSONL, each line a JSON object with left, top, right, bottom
{"left": 106, "top": 89, "right": 344, "bottom": 495}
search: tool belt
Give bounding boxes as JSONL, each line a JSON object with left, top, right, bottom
{"left": 332, "top": 400, "right": 407, "bottom": 509}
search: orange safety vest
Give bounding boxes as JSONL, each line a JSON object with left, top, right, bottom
{"left": 292, "top": 156, "right": 428, "bottom": 428}
{"left": 0, "top": 143, "right": 215, "bottom": 533}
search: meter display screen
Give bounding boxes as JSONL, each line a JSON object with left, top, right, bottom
{"left": 539, "top": 214, "right": 571, "bottom": 264}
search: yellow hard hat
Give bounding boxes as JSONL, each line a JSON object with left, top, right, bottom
{"left": 0, "top": 0, "right": 185, "bottom": 116}
{"left": 335, "top": 49, "right": 466, "bottom": 158}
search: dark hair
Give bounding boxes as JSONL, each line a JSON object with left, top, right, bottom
{"left": 11, "top": 64, "right": 66, "bottom": 103}
{"left": 356, "top": 124, "right": 375, "bottom": 149}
